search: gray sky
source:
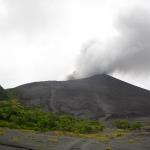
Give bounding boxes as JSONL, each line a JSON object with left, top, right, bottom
{"left": 0, "top": 0, "right": 150, "bottom": 89}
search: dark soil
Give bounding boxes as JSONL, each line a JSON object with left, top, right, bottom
{"left": 0, "top": 126, "right": 150, "bottom": 150}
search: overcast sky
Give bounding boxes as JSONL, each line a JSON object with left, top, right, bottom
{"left": 0, "top": 0, "right": 150, "bottom": 89}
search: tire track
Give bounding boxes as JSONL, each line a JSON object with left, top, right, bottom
{"left": 0, "top": 143, "right": 35, "bottom": 150}
{"left": 65, "top": 139, "right": 87, "bottom": 150}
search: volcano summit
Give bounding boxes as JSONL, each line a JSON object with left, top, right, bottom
{"left": 8, "top": 74, "right": 150, "bottom": 120}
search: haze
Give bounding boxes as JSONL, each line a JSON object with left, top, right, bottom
{"left": 0, "top": 0, "right": 150, "bottom": 90}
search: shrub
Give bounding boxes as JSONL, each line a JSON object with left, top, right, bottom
{"left": 130, "top": 122, "right": 142, "bottom": 130}
{"left": 73, "top": 120, "right": 104, "bottom": 133}
{"left": 115, "top": 120, "right": 130, "bottom": 129}
{"left": 0, "top": 100, "right": 104, "bottom": 133}
{"left": 114, "top": 119, "right": 142, "bottom": 130}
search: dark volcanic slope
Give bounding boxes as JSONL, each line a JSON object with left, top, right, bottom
{"left": 12, "top": 74, "right": 150, "bottom": 119}
{"left": 0, "top": 85, "right": 9, "bottom": 100}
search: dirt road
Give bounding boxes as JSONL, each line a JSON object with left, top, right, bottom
{"left": 0, "top": 128, "right": 150, "bottom": 150}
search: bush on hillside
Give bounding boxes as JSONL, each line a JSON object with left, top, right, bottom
{"left": 0, "top": 100, "right": 104, "bottom": 133}
{"left": 114, "top": 119, "right": 142, "bottom": 130}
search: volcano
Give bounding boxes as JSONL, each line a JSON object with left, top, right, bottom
{"left": 0, "top": 85, "right": 9, "bottom": 100}
{"left": 10, "top": 74, "right": 150, "bottom": 120}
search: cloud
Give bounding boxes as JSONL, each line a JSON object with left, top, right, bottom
{"left": 0, "top": 0, "right": 65, "bottom": 36}
{"left": 0, "top": 0, "right": 150, "bottom": 89}
{"left": 70, "top": 8, "right": 150, "bottom": 79}
{"left": 0, "top": 0, "right": 70, "bottom": 88}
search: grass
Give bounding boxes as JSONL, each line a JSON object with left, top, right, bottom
{"left": 105, "top": 146, "right": 112, "bottom": 150}
{"left": 48, "top": 136, "right": 59, "bottom": 144}
{"left": 0, "top": 128, "right": 5, "bottom": 135}
{"left": 50, "top": 128, "right": 129, "bottom": 143}
{"left": 11, "top": 136, "right": 19, "bottom": 143}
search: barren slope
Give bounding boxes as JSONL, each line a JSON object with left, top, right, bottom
{"left": 12, "top": 74, "right": 150, "bottom": 119}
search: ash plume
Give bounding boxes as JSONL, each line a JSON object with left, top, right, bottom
{"left": 69, "top": 8, "right": 150, "bottom": 79}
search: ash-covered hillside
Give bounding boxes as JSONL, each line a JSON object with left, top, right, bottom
{"left": 0, "top": 85, "right": 9, "bottom": 100}
{"left": 10, "top": 74, "right": 150, "bottom": 120}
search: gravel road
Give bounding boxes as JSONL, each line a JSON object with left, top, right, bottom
{"left": 0, "top": 128, "right": 150, "bottom": 150}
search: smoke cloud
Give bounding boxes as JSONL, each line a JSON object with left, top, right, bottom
{"left": 69, "top": 8, "right": 150, "bottom": 79}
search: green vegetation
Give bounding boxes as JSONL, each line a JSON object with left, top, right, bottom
{"left": 11, "top": 136, "right": 19, "bottom": 143}
{"left": 105, "top": 146, "right": 112, "bottom": 150}
{"left": 49, "top": 128, "right": 129, "bottom": 143}
{"left": 0, "top": 128, "right": 5, "bottom": 135}
{"left": 0, "top": 100, "right": 104, "bottom": 133}
{"left": 114, "top": 119, "right": 142, "bottom": 130}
